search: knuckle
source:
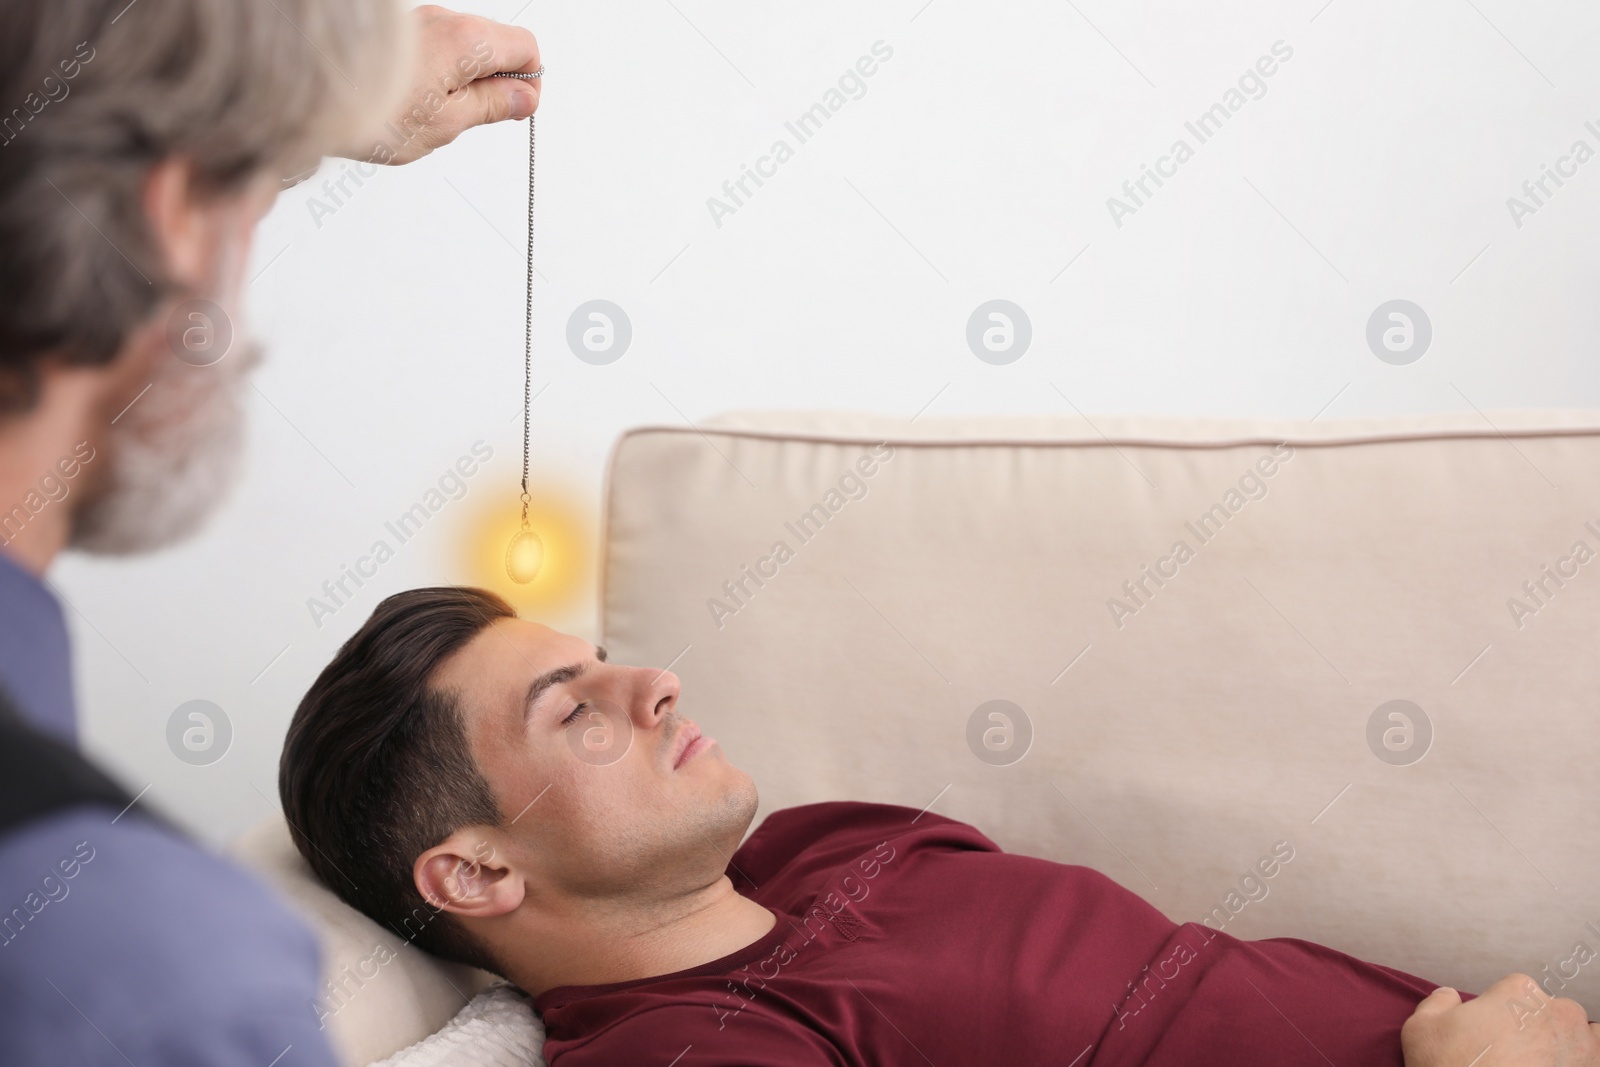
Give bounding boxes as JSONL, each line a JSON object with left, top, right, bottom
{"left": 447, "top": 16, "right": 481, "bottom": 50}
{"left": 1495, "top": 972, "right": 1539, "bottom": 995}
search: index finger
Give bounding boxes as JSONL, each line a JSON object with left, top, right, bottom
{"left": 475, "top": 18, "right": 541, "bottom": 75}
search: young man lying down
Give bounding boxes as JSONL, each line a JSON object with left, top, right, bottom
{"left": 279, "top": 587, "right": 1600, "bottom": 1066}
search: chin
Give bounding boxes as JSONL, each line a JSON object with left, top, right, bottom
{"left": 70, "top": 343, "right": 255, "bottom": 555}
{"left": 709, "top": 766, "right": 760, "bottom": 839}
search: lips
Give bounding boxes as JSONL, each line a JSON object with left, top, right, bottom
{"left": 671, "top": 721, "right": 703, "bottom": 769}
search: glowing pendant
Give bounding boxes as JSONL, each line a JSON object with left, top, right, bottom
{"left": 506, "top": 527, "right": 544, "bottom": 584}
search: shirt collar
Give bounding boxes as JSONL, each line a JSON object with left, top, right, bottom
{"left": 0, "top": 549, "right": 77, "bottom": 743}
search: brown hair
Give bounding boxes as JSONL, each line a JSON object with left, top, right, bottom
{"left": 0, "top": 0, "right": 410, "bottom": 409}
{"left": 280, "top": 586, "right": 514, "bottom": 972}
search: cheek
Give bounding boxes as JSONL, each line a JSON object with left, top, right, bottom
{"left": 481, "top": 733, "right": 566, "bottom": 819}
{"left": 555, "top": 759, "right": 663, "bottom": 842}
{"left": 527, "top": 775, "right": 643, "bottom": 872}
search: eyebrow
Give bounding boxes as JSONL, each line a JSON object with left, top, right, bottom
{"left": 521, "top": 646, "right": 607, "bottom": 724}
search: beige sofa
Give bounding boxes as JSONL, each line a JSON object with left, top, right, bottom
{"left": 234, "top": 409, "right": 1600, "bottom": 1064}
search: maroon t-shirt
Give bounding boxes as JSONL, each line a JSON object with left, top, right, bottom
{"left": 534, "top": 801, "right": 1440, "bottom": 1065}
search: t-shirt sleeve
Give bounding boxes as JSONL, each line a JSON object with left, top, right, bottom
{"left": 552, "top": 1007, "right": 849, "bottom": 1066}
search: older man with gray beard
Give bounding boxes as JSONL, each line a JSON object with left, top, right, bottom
{"left": 0, "top": 2, "right": 540, "bottom": 1063}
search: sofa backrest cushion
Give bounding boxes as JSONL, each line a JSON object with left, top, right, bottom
{"left": 600, "top": 409, "right": 1600, "bottom": 1008}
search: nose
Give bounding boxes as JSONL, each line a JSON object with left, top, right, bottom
{"left": 633, "top": 667, "right": 679, "bottom": 729}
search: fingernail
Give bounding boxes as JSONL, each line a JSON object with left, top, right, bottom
{"left": 511, "top": 90, "right": 535, "bottom": 119}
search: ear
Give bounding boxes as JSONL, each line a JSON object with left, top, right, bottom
{"left": 142, "top": 158, "right": 275, "bottom": 292}
{"left": 142, "top": 157, "right": 210, "bottom": 288}
{"left": 414, "top": 828, "right": 525, "bottom": 920}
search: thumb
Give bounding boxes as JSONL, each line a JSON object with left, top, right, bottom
{"left": 1412, "top": 986, "right": 1462, "bottom": 1018}
{"left": 460, "top": 78, "right": 537, "bottom": 128}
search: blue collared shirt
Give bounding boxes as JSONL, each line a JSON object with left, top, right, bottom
{"left": 0, "top": 552, "right": 76, "bottom": 743}
{"left": 0, "top": 552, "right": 338, "bottom": 1066}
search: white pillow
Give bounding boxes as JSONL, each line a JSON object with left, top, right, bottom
{"left": 369, "top": 983, "right": 547, "bottom": 1067}
{"left": 228, "top": 817, "right": 501, "bottom": 1065}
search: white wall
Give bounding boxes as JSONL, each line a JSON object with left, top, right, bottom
{"left": 53, "top": 0, "right": 1600, "bottom": 843}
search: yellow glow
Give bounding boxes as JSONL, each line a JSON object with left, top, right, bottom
{"left": 455, "top": 483, "right": 593, "bottom": 619}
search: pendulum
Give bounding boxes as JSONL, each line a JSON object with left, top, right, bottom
{"left": 501, "top": 66, "right": 545, "bottom": 584}
{"left": 504, "top": 67, "right": 544, "bottom": 584}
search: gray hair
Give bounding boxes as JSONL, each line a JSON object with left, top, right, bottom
{"left": 0, "top": 0, "right": 411, "bottom": 409}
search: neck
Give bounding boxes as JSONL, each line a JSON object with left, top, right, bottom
{"left": 495, "top": 874, "right": 777, "bottom": 998}
{"left": 0, "top": 402, "right": 91, "bottom": 576}
{"left": 0, "top": 345, "right": 145, "bottom": 575}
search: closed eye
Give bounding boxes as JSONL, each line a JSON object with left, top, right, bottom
{"left": 561, "top": 702, "right": 588, "bottom": 727}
